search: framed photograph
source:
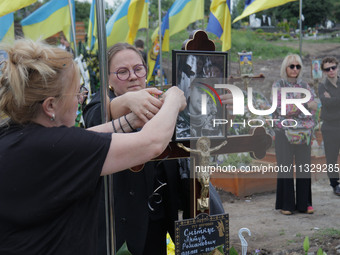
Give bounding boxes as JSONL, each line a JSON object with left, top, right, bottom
{"left": 172, "top": 50, "right": 228, "bottom": 142}
{"left": 238, "top": 52, "right": 253, "bottom": 77}
{"left": 312, "top": 59, "right": 322, "bottom": 79}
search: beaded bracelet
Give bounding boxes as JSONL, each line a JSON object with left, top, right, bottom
{"left": 112, "top": 119, "right": 117, "bottom": 133}
{"left": 124, "top": 115, "right": 137, "bottom": 132}
{"left": 118, "top": 117, "right": 126, "bottom": 133}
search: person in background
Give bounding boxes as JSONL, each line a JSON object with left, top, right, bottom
{"left": 0, "top": 39, "right": 186, "bottom": 254}
{"left": 318, "top": 56, "right": 340, "bottom": 196}
{"left": 134, "top": 39, "right": 147, "bottom": 64}
{"left": 58, "top": 34, "right": 74, "bottom": 56}
{"left": 272, "top": 54, "right": 318, "bottom": 215}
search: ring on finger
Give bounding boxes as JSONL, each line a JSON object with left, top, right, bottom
{"left": 145, "top": 111, "right": 150, "bottom": 117}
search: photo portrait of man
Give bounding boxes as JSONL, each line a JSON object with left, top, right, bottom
{"left": 176, "top": 78, "right": 224, "bottom": 140}
{"left": 312, "top": 60, "right": 323, "bottom": 79}
{"left": 239, "top": 52, "right": 254, "bottom": 76}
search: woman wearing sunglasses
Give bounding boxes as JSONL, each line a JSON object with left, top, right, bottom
{"left": 318, "top": 57, "right": 340, "bottom": 196}
{"left": 272, "top": 54, "right": 318, "bottom": 215}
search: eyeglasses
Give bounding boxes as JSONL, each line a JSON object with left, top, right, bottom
{"left": 323, "top": 65, "right": 337, "bottom": 72}
{"left": 289, "top": 64, "right": 301, "bottom": 70}
{"left": 109, "top": 64, "right": 147, "bottom": 81}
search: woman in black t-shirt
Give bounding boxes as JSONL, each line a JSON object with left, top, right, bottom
{"left": 0, "top": 39, "right": 186, "bottom": 255}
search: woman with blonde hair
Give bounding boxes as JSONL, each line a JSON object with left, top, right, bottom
{"left": 0, "top": 39, "right": 186, "bottom": 254}
{"left": 272, "top": 54, "right": 318, "bottom": 215}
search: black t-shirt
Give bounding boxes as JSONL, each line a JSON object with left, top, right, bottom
{"left": 0, "top": 123, "right": 111, "bottom": 255}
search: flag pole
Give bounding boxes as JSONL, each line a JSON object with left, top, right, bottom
{"left": 95, "top": 0, "right": 115, "bottom": 255}
{"left": 146, "top": 3, "right": 149, "bottom": 68}
{"left": 68, "top": 0, "right": 78, "bottom": 57}
{"left": 158, "top": 0, "right": 163, "bottom": 90}
{"left": 299, "top": 0, "right": 302, "bottom": 57}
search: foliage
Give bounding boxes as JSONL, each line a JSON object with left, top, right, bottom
{"left": 116, "top": 242, "right": 132, "bottom": 255}
{"left": 273, "top": 0, "right": 333, "bottom": 28}
{"left": 77, "top": 41, "right": 100, "bottom": 93}
{"left": 303, "top": 236, "right": 327, "bottom": 255}
{"left": 235, "top": 0, "right": 335, "bottom": 28}
{"left": 303, "top": 236, "right": 310, "bottom": 254}
{"left": 218, "top": 153, "right": 253, "bottom": 169}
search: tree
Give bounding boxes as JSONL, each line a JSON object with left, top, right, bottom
{"left": 273, "top": 0, "right": 333, "bottom": 28}
{"left": 232, "top": 0, "right": 335, "bottom": 29}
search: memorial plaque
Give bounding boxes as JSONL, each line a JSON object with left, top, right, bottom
{"left": 175, "top": 213, "right": 229, "bottom": 255}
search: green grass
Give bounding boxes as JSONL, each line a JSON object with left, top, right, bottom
{"left": 313, "top": 228, "right": 340, "bottom": 239}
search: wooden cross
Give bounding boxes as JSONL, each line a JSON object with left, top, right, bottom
{"left": 132, "top": 30, "right": 272, "bottom": 217}
{"left": 153, "top": 127, "right": 272, "bottom": 217}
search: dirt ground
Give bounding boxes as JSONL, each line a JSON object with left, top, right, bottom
{"left": 216, "top": 40, "right": 340, "bottom": 254}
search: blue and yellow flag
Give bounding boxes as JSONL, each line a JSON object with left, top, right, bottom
{"left": 21, "top": 0, "right": 75, "bottom": 42}
{"left": 152, "top": 0, "right": 204, "bottom": 52}
{"left": 207, "top": 0, "right": 231, "bottom": 51}
{"left": 233, "top": 0, "right": 297, "bottom": 23}
{"left": 0, "top": 0, "right": 37, "bottom": 17}
{"left": 0, "top": 13, "right": 14, "bottom": 43}
{"left": 106, "top": 0, "right": 148, "bottom": 48}
{"left": 87, "top": 1, "right": 96, "bottom": 51}
{"left": 139, "top": 0, "right": 149, "bottom": 30}
{"left": 147, "top": 11, "right": 169, "bottom": 84}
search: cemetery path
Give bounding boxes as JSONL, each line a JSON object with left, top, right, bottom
{"left": 219, "top": 177, "right": 340, "bottom": 254}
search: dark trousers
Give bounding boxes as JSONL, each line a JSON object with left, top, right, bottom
{"left": 275, "top": 130, "right": 312, "bottom": 212}
{"left": 321, "top": 122, "right": 340, "bottom": 188}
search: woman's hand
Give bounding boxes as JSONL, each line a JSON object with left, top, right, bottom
{"left": 122, "top": 88, "right": 163, "bottom": 122}
{"left": 307, "top": 100, "right": 318, "bottom": 111}
{"left": 161, "top": 87, "right": 187, "bottom": 112}
{"left": 125, "top": 112, "right": 145, "bottom": 130}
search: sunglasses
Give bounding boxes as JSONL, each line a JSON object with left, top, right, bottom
{"left": 289, "top": 64, "right": 301, "bottom": 70}
{"left": 323, "top": 65, "right": 337, "bottom": 72}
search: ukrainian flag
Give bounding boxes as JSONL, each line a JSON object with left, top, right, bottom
{"left": 233, "top": 0, "right": 297, "bottom": 23}
{"left": 139, "top": 0, "right": 149, "bottom": 30}
{"left": 21, "top": 0, "right": 75, "bottom": 42}
{"left": 207, "top": 0, "right": 231, "bottom": 51}
{"left": 106, "top": 0, "right": 148, "bottom": 47}
{"left": 0, "top": 0, "right": 37, "bottom": 17}
{"left": 87, "top": 1, "right": 96, "bottom": 51}
{"left": 0, "top": 13, "right": 14, "bottom": 43}
{"left": 147, "top": 11, "right": 169, "bottom": 83}
{"left": 152, "top": 0, "right": 204, "bottom": 52}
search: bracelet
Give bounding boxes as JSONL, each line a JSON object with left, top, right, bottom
{"left": 124, "top": 115, "right": 137, "bottom": 132}
{"left": 112, "top": 119, "right": 117, "bottom": 133}
{"left": 118, "top": 117, "right": 125, "bottom": 133}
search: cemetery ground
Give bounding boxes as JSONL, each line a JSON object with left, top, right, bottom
{"left": 215, "top": 40, "right": 340, "bottom": 254}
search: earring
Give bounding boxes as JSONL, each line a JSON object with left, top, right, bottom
{"left": 50, "top": 113, "right": 55, "bottom": 121}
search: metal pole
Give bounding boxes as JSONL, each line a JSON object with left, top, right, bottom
{"left": 158, "top": 0, "right": 163, "bottom": 90}
{"left": 146, "top": 1, "right": 149, "bottom": 64}
{"left": 95, "top": 1, "right": 115, "bottom": 255}
{"left": 68, "top": 0, "right": 78, "bottom": 57}
{"left": 299, "top": 0, "right": 302, "bottom": 57}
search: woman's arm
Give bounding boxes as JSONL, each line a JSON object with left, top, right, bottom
{"left": 319, "top": 81, "right": 340, "bottom": 107}
{"left": 101, "top": 87, "right": 186, "bottom": 175}
{"left": 109, "top": 88, "right": 164, "bottom": 122}
{"left": 87, "top": 112, "right": 143, "bottom": 133}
